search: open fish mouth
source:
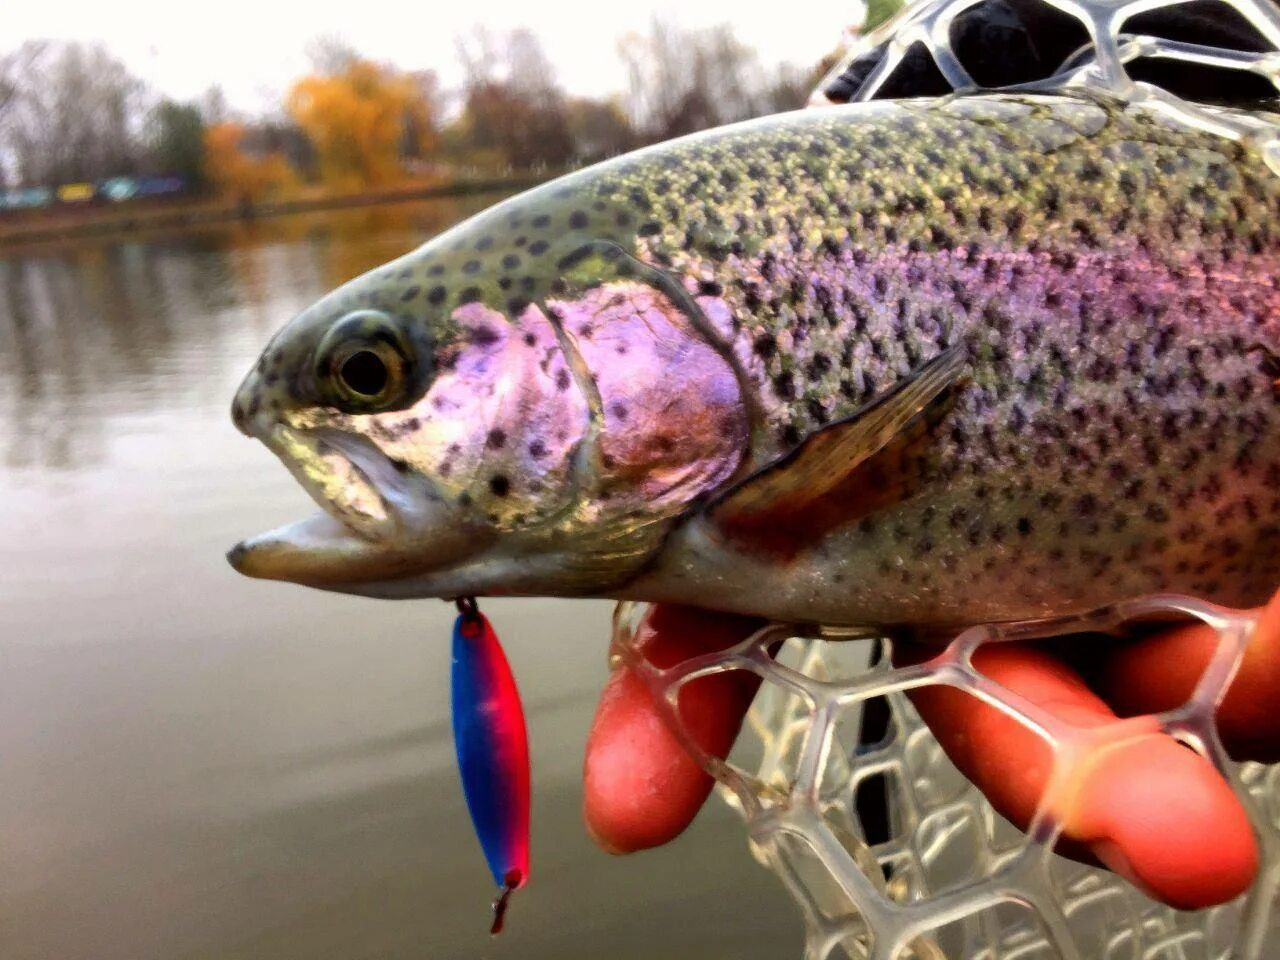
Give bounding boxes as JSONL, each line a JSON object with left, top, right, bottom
{"left": 227, "top": 421, "right": 493, "bottom": 589}
{"left": 227, "top": 424, "right": 424, "bottom": 586}
{"left": 263, "top": 424, "right": 398, "bottom": 542}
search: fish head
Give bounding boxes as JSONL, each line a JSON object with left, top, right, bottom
{"left": 228, "top": 183, "right": 749, "bottom": 599}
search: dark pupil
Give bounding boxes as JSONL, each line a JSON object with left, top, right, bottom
{"left": 340, "top": 350, "right": 389, "bottom": 397}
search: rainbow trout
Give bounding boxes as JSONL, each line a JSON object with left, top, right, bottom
{"left": 228, "top": 93, "right": 1280, "bottom": 628}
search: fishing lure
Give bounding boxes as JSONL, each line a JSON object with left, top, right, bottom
{"left": 450, "top": 597, "right": 530, "bottom": 934}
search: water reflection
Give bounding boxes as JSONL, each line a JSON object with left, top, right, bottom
{"left": 0, "top": 195, "right": 499, "bottom": 471}
{"left": 0, "top": 195, "right": 798, "bottom": 960}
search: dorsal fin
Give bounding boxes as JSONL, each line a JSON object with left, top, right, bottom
{"left": 705, "top": 343, "right": 966, "bottom": 556}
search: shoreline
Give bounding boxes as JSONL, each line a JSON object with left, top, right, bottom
{"left": 0, "top": 175, "right": 548, "bottom": 248}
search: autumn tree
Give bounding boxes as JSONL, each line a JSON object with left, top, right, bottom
{"left": 400, "top": 70, "right": 441, "bottom": 164}
{"left": 287, "top": 56, "right": 434, "bottom": 190}
{"left": 451, "top": 27, "right": 574, "bottom": 172}
{"left": 565, "top": 97, "right": 636, "bottom": 164}
{"left": 203, "top": 121, "right": 297, "bottom": 203}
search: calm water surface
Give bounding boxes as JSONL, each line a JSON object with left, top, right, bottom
{"left": 0, "top": 197, "right": 799, "bottom": 960}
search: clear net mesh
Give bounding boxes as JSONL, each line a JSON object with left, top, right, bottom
{"left": 610, "top": 598, "right": 1280, "bottom": 959}
{"left": 812, "top": 0, "right": 1280, "bottom": 163}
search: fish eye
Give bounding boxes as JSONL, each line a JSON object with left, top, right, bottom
{"left": 328, "top": 339, "right": 406, "bottom": 408}
{"left": 315, "top": 310, "right": 416, "bottom": 412}
{"left": 339, "top": 349, "right": 389, "bottom": 398}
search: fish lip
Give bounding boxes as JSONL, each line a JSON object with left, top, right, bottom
{"left": 226, "top": 511, "right": 422, "bottom": 585}
{"left": 259, "top": 423, "right": 400, "bottom": 543}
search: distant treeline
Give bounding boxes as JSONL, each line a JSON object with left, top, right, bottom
{"left": 0, "top": 22, "right": 837, "bottom": 209}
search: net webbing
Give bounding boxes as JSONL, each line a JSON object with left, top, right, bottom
{"left": 612, "top": 598, "right": 1279, "bottom": 958}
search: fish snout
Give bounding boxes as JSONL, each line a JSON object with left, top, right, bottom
{"left": 230, "top": 368, "right": 264, "bottom": 438}
{"left": 231, "top": 361, "right": 298, "bottom": 439}
{"left": 225, "top": 540, "right": 251, "bottom": 573}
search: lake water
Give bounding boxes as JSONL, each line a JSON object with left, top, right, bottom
{"left": 0, "top": 197, "right": 800, "bottom": 960}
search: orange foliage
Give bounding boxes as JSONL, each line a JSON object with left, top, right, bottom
{"left": 287, "top": 60, "right": 433, "bottom": 190}
{"left": 203, "top": 122, "right": 298, "bottom": 202}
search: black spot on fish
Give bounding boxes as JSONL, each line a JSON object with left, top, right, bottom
{"left": 489, "top": 476, "right": 511, "bottom": 497}
{"left": 469, "top": 324, "right": 499, "bottom": 346}
{"left": 486, "top": 428, "right": 506, "bottom": 449}
{"left": 569, "top": 210, "right": 589, "bottom": 229}
{"left": 556, "top": 247, "right": 592, "bottom": 271}
{"left": 529, "top": 240, "right": 549, "bottom": 255}
{"left": 427, "top": 286, "right": 446, "bottom": 305}
{"left": 532, "top": 215, "right": 551, "bottom": 229}
{"left": 502, "top": 254, "right": 521, "bottom": 270}
{"left": 459, "top": 287, "right": 482, "bottom": 305}
{"left": 501, "top": 295, "right": 532, "bottom": 317}
{"left": 555, "top": 369, "right": 571, "bottom": 391}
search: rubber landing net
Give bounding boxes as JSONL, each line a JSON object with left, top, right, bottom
{"left": 611, "top": 1, "right": 1280, "bottom": 954}
{"left": 611, "top": 598, "right": 1280, "bottom": 959}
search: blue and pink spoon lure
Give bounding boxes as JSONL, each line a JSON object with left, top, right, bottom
{"left": 450, "top": 597, "right": 530, "bottom": 934}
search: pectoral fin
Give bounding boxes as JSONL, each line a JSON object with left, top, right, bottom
{"left": 706, "top": 344, "right": 966, "bottom": 556}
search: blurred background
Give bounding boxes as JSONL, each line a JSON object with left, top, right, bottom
{"left": 0, "top": 1, "right": 892, "bottom": 958}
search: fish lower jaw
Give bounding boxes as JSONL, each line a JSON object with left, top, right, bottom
{"left": 227, "top": 498, "right": 494, "bottom": 590}
{"left": 227, "top": 512, "right": 409, "bottom": 586}
{"left": 228, "top": 506, "right": 490, "bottom": 586}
